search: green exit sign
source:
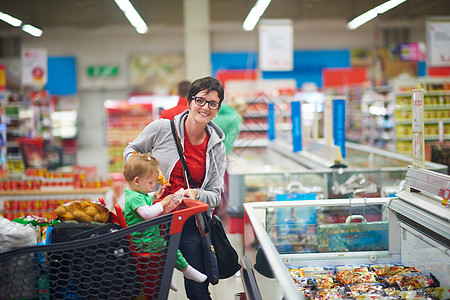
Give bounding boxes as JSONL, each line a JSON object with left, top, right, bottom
{"left": 87, "top": 65, "right": 119, "bottom": 77}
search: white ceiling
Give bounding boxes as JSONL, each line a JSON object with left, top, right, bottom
{"left": 0, "top": 0, "right": 449, "bottom": 32}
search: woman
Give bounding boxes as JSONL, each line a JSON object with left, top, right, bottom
{"left": 123, "top": 76, "right": 227, "bottom": 299}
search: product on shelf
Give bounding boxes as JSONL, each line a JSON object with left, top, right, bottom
{"left": 0, "top": 167, "right": 113, "bottom": 221}
{"left": 288, "top": 263, "right": 445, "bottom": 300}
{"left": 105, "top": 100, "right": 155, "bottom": 172}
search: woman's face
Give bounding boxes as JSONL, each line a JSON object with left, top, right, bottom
{"left": 188, "top": 89, "right": 220, "bottom": 124}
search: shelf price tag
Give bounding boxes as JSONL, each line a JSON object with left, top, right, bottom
{"left": 411, "top": 89, "right": 425, "bottom": 168}
{"left": 443, "top": 189, "right": 449, "bottom": 207}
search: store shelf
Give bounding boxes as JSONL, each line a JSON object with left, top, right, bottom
{"left": 0, "top": 188, "right": 110, "bottom": 196}
{"left": 105, "top": 100, "right": 155, "bottom": 173}
{"left": 0, "top": 187, "right": 113, "bottom": 220}
{"left": 235, "top": 93, "right": 293, "bottom": 149}
{"left": 392, "top": 77, "right": 450, "bottom": 156}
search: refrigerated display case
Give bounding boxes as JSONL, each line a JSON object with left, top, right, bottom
{"left": 241, "top": 166, "right": 450, "bottom": 300}
{"left": 226, "top": 141, "right": 446, "bottom": 217}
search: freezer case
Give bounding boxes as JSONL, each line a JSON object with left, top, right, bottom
{"left": 226, "top": 141, "right": 446, "bottom": 218}
{"left": 242, "top": 166, "right": 450, "bottom": 300}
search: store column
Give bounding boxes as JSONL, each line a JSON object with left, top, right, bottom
{"left": 183, "top": 0, "right": 211, "bottom": 80}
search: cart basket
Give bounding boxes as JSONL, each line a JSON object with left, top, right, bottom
{"left": 0, "top": 198, "right": 208, "bottom": 300}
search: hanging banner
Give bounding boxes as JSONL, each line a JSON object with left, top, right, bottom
{"left": 332, "top": 98, "right": 346, "bottom": 158}
{"left": 267, "top": 103, "right": 275, "bottom": 141}
{"left": 291, "top": 101, "right": 302, "bottom": 152}
{"left": 22, "top": 48, "right": 48, "bottom": 86}
{"left": 0, "top": 64, "right": 6, "bottom": 91}
{"left": 426, "top": 18, "right": 450, "bottom": 66}
{"left": 259, "top": 19, "right": 293, "bottom": 71}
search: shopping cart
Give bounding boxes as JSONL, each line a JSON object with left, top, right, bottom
{"left": 0, "top": 198, "right": 208, "bottom": 300}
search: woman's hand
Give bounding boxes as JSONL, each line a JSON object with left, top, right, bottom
{"left": 154, "top": 183, "right": 170, "bottom": 199}
{"left": 182, "top": 188, "right": 199, "bottom": 200}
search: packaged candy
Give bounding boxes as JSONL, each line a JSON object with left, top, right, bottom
{"left": 336, "top": 267, "right": 377, "bottom": 285}
{"left": 347, "top": 282, "right": 386, "bottom": 296}
{"left": 289, "top": 268, "right": 306, "bottom": 277}
{"left": 300, "top": 265, "right": 335, "bottom": 276}
{"left": 156, "top": 168, "right": 170, "bottom": 186}
{"left": 396, "top": 273, "right": 437, "bottom": 290}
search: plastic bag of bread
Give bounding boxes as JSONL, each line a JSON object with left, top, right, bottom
{"left": 54, "top": 200, "right": 109, "bottom": 223}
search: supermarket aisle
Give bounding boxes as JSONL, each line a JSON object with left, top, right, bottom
{"left": 168, "top": 233, "right": 245, "bottom": 299}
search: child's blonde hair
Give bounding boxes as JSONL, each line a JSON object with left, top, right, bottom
{"left": 123, "top": 153, "right": 160, "bottom": 182}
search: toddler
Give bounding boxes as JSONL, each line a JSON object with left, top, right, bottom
{"left": 123, "top": 153, "right": 207, "bottom": 291}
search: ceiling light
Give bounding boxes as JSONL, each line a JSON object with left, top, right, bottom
{"left": 347, "top": 0, "right": 408, "bottom": 30}
{"left": 0, "top": 11, "right": 22, "bottom": 27}
{"left": 22, "top": 24, "right": 43, "bottom": 37}
{"left": 243, "top": 0, "right": 272, "bottom": 31}
{"left": 114, "top": 0, "right": 148, "bottom": 34}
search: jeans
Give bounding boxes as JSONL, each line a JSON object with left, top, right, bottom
{"left": 178, "top": 216, "right": 212, "bottom": 300}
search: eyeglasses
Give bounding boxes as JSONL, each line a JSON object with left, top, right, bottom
{"left": 192, "top": 97, "right": 220, "bottom": 110}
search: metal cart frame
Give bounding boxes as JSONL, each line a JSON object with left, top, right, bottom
{"left": 0, "top": 198, "right": 208, "bottom": 300}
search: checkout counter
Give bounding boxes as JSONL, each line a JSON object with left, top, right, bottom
{"left": 241, "top": 166, "right": 450, "bottom": 299}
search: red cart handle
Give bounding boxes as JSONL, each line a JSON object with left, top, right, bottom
{"left": 170, "top": 199, "right": 209, "bottom": 235}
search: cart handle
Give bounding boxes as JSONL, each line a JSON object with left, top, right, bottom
{"left": 170, "top": 198, "right": 209, "bottom": 235}
{"left": 345, "top": 215, "right": 367, "bottom": 224}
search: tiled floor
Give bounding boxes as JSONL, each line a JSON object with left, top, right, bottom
{"left": 168, "top": 270, "right": 244, "bottom": 300}
{"left": 168, "top": 233, "right": 245, "bottom": 300}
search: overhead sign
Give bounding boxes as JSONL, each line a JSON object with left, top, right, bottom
{"left": 259, "top": 19, "right": 293, "bottom": 71}
{"left": 22, "top": 48, "right": 48, "bottom": 86}
{"left": 426, "top": 18, "right": 450, "bottom": 66}
{"left": 87, "top": 65, "right": 119, "bottom": 77}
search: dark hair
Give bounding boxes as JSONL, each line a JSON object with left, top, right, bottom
{"left": 177, "top": 80, "right": 191, "bottom": 98}
{"left": 188, "top": 76, "right": 225, "bottom": 106}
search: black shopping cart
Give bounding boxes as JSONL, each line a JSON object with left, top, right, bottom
{"left": 0, "top": 198, "right": 208, "bottom": 300}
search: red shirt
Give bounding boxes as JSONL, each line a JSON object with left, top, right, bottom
{"left": 159, "top": 97, "right": 188, "bottom": 120}
{"left": 163, "top": 125, "right": 209, "bottom": 197}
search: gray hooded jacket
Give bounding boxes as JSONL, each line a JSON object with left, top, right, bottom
{"left": 123, "top": 110, "right": 227, "bottom": 216}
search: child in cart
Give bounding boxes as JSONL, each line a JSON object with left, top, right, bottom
{"left": 123, "top": 153, "right": 207, "bottom": 291}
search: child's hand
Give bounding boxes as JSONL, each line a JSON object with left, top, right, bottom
{"left": 162, "top": 193, "right": 183, "bottom": 214}
{"left": 154, "top": 183, "right": 170, "bottom": 199}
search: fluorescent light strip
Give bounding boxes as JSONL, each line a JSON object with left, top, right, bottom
{"left": 0, "top": 11, "right": 22, "bottom": 27}
{"left": 242, "top": 0, "right": 272, "bottom": 31}
{"left": 22, "top": 24, "right": 43, "bottom": 37}
{"left": 347, "top": 0, "right": 408, "bottom": 30}
{"left": 114, "top": 0, "right": 148, "bottom": 34}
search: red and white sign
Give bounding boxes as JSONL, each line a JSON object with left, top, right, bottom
{"left": 259, "top": 19, "right": 293, "bottom": 71}
{"left": 412, "top": 89, "right": 425, "bottom": 168}
{"left": 22, "top": 48, "right": 48, "bottom": 86}
{"left": 426, "top": 20, "right": 450, "bottom": 66}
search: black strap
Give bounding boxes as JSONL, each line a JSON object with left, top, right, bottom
{"left": 170, "top": 119, "right": 197, "bottom": 189}
{"left": 170, "top": 120, "right": 207, "bottom": 232}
